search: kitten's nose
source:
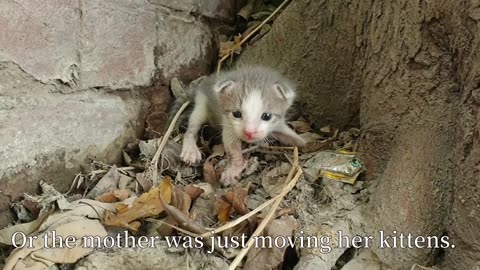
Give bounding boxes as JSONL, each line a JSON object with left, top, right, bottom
{"left": 243, "top": 130, "right": 256, "bottom": 140}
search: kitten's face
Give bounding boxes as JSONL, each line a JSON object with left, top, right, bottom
{"left": 215, "top": 80, "right": 293, "bottom": 143}
{"left": 226, "top": 90, "right": 277, "bottom": 143}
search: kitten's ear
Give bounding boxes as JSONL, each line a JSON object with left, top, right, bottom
{"left": 271, "top": 122, "right": 306, "bottom": 147}
{"left": 214, "top": 80, "right": 235, "bottom": 94}
{"left": 273, "top": 82, "right": 295, "bottom": 101}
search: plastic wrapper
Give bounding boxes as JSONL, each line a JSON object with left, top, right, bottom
{"left": 303, "top": 150, "right": 364, "bottom": 184}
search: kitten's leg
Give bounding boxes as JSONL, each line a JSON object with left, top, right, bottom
{"left": 271, "top": 121, "right": 306, "bottom": 146}
{"left": 181, "top": 94, "right": 207, "bottom": 164}
{"left": 220, "top": 126, "right": 247, "bottom": 186}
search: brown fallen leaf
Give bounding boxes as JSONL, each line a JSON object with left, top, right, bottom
{"left": 160, "top": 195, "right": 207, "bottom": 235}
{"left": 223, "top": 187, "right": 248, "bottom": 215}
{"left": 300, "top": 138, "right": 334, "bottom": 153}
{"left": 203, "top": 157, "right": 220, "bottom": 187}
{"left": 96, "top": 189, "right": 131, "bottom": 203}
{"left": 183, "top": 185, "right": 204, "bottom": 201}
{"left": 95, "top": 191, "right": 117, "bottom": 203}
{"left": 216, "top": 198, "right": 232, "bottom": 223}
{"left": 104, "top": 176, "right": 173, "bottom": 231}
{"left": 135, "top": 173, "right": 152, "bottom": 192}
{"left": 300, "top": 132, "right": 323, "bottom": 143}
{"left": 172, "top": 188, "right": 192, "bottom": 214}
{"left": 219, "top": 35, "right": 242, "bottom": 58}
{"left": 155, "top": 188, "right": 192, "bottom": 237}
{"left": 289, "top": 120, "right": 313, "bottom": 133}
{"left": 113, "top": 189, "right": 131, "bottom": 201}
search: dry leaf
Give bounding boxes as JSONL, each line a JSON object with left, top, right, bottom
{"left": 289, "top": 120, "right": 313, "bottom": 133}
{"left": 87, "top": 165, "right": 120, "bottom": 199}
{"left": 223, "top": 187, "right": 248, "bottom": 215}
{"left": 162, "top": 201, "right": 207, "bottom": 234}
{"left": 299, "top": 132, "right": 323, "bottom": 143}
{"left": 155, "top": 188, "right": 193, "bottom": 236}
{"left": 135, "top": 173, "right": 152, "bottom": 192}
{"left": 219, "top": 35, "right": 242, "bottom": 58}
{"left": 4, "top": 219, "right": 107, "bottom": 270}
{"left": 300, "top": 138, "right": 334, "bottom": 153}
{"left": 216, "top": 198, "right": 232, "bottom": 223}
{"left": 113, "top": 189, "right": 131, "bottom": 201}
{"left": 203, "top": 157, "right": 220, "bottom": 187}
{"left": 95, "top": 192, "right": 117, "bottom": 203}
{"left": 118, "top": 174, "right": 133, "bottom": 190}
{"left": 172, "top": 188, "right": 192, "bottom": 214}
{"left": 104, "top": 176, "right": 173, "bottom": 231}
{"left": 96, "top": 189, "right": 131, "bottom": 203}
{"left": 262, "top": 163, "right": 291, "bottom": 197}
{"left": 183, "top": 185, "right": 204, "bottom": 201}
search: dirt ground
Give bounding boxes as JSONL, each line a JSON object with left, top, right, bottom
{"left": 1, "top": 0, "right": 480, "bottom": 270}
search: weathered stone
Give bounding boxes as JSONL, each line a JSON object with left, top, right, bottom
{"left": 0, "top": 0, "right": 216, "bottom": 90}
{"left": 0, "top": 0, "right": 79, "bottom": 84}
{"left": 150, "top": 0, "right": 242, "bottom": 22}
{"left": 156, "top": 13, "right": 217, "bottom": 82}
{"left": 0, "top": 63, "right": 148, "bottom": 227}
{"left": 80, "top": 0, "right": 157, "bottom": 89}
{"left": 0, "top": 0, "right": 219, "bottom": 229}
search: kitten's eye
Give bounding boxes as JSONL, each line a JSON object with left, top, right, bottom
{"left": 261, "top": 113, "right": 272, "bottom": 121}
{"left": 232, "top": 111, "right": 242, "bottom": 118}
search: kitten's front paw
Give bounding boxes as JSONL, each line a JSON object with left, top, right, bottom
{"left": 181, "top": 139, "right": 202, "bottom": 165}
{"left": 220, "top": 162, "right": 247, "bottom": 187}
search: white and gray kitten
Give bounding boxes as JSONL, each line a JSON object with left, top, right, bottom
{"left": 181, "top": 66, "right": 305, "bottom": 186}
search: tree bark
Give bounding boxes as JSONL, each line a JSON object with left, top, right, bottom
{"left": 239, "top": 0, "right": 480, "bottom": 269}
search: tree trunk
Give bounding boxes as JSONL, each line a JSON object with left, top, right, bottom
{"left": 239, "top": 0, "right": 480, "bottom": 269}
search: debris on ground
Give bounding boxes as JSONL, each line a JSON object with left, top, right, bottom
{"left": 0, "top": 74, "right": 367, "bottom": 269}
{"left": 0, "top": 1, "right": 370, "bottom": 269}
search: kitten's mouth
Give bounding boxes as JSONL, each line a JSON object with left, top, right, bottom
{"left": 242, "top": 136, "right": 262, "bottom": 143}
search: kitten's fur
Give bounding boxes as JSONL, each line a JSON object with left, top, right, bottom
{"left": 181, "top": 66, "right": 305, "bottom": 186}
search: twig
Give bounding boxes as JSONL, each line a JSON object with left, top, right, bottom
{"left": 89, "top": 167, "right": 136, "bottom": 176}
{"left": 216, "top": 0, "right": 291, "bottom": 73}
{"left": 200, "top": 191, "right": 282, "bottom": 238}
{"left": 150, "top": 101, "right": 190, "bottom": 185}
{"left": 228, "top": 147, "right": 302, "bottom": 270}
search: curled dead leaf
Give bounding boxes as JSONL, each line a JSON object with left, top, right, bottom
{"left": 289, "top": 120, "right": 313, "bottom": 133}
{"left": 203, "top": 157, "right": 220, "bottom": 187}
{"left": 216, "top": 198, "right": 233, "bottom": 223}
{"left": 104, "top": 176, "right": 173, "bottom": 231}
{"left": 183, "top": 185, "right": 205, "bottom": 201}
{"left": 223, "top": 187, "right": 248, "bottom": 215}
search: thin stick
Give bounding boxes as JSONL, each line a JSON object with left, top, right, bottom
{"left": 229, "top": 168, "right": 302, "bottom": 269}
{"left": 228, "top": 147, "right": 301, "bottom": 270}
{"left": 216, "top": 0, "right": 291, "bottom": 73}
{"left": 89, "top": 167, "right": 136, "bottom": 175}
{"left": 150, "top": 101, "right": 190, "bottom": 184}
{"left": 200, "top": 190, "right": 282, "bottom": 238}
